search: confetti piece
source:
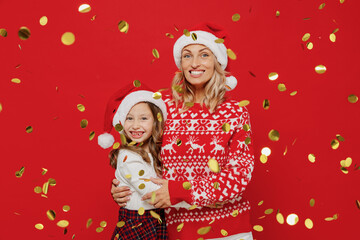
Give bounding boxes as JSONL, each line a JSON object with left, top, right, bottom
{"left": 213, "top": 182, "right": 219, "bottom": 189}
{"left": 278, "top": 83, "right": 286, "bottom": 92}
{"left": 63, "top": 205, "right": 70, "bottom": 212}
{"left": 138, "top": 207, "right": 145, "bottom": 216}
{"left": 310, "top": 198, "right": 315, "bottom": 207}
{"left": 77, "top": 104, "right": 85, "bottom": 112}
{"left": 26, "top": 126, "right": 33, "bottom": 133}
{"left": 197, "top": 226, "right": 211, "bottom": 235}
{"left": 305, "top": 218, "right": 313, "bottom": 229}
{"left": 152, "top": 92, "right": 162, "bottom": 100}
{"left": 315, "top": 65, "right": 326, "bottom": 74}
{"left": 35, "top": 223, "right": 44, "bottom": 230}
{"left": 78, "top": 4, "right": 91, "bottom": 13}
{"left": 34, "top": 186, "right": 42, "bottom": 194}
{"left": 138, "top": 183, "right": 145, "bottom": 189}
{"left": 152, "top": 49, "right": 160, "bottom": 59}
{"left": 329, "top": 33, "right": 336, "bottom": 42}
{"left": 276, "top": 212, "right": 285, "bottom": 224}
{"left": 185, "top": 102, "right": 194, "bottom": 107}
{"left": 172, "top": 85, "right": 184, "bottom": 93}
{"left": 150, "top": 210, "right": 162, "bottom": 223}
{"left": 268, "top": 129, "right": 279, "bottom": 141}
{"left": 133, "top": 80, "right": 141, "bottom": 87}
{"left": 253, "top": 225, "right": 263, "bottom": 232}
{"left": 57, "top": 220, "right": 69, "bottom": 228}
{"left": 221, "top": 229, "right": 228, "bottom": 236}
{"left": 308, "top": 154, "right": 315, "bottom": 163}
{"left": 176, "top": 139, "right": 182, "bottom": 146}
{"left": 243, "top": 124, "right": 250, "bottom": 131}
{"left": 336, "top": 134, "right": 345, "bottom": 142}
{"left": 265, "top": 209, "right": 274, "bottom": 215}
{"left": 61, "top": 32, "right": 75, "bottom": 45}
{"left": 340, "top": 0, "right": 345, "bottom": 3}
{"left": 215, "top": 38, "right": 224, "bottom": 43}
{"left": 348, "top": 94, "right": 358, "bottom": 103}
{"left": 356, "top": 200, "right": 360, "bottom": 210}
{"left": 319, "top": 3, "right": 326, "bottom": 10}
{"left": 183, "top": 182, "right": 192, "bottom": 190}
{"left": 183, "top": 29, "right": 190, "bottom": 37}
{"left": 268, "top": 72, "right": 278, "bottom": 81}
{"left": 276, "top": 10, "right": 280, "bottom": 17}
{"left": 47, "top": 210, "right": 56, "bottom": 221}
{"left": 18, "top": 27, "right": 30, "bottom": 40}
{"left": 286, "top": 214, "right": 299, "bottom": 225}
{"left": 238, "top": 100, "right": 250, "bottom": 107}
{"left": 157, "top": 112, "right": 162, "bottom": 122}
{"left": 191, "top": 32, "right": 197, "bottom": 41}
{"left": 89, "top": 131, "right": 95, "bottom": 141}
{"left": 42, "top": 182, "right": 49, "bottom": 194}
{"left": 48, "top": 178, "right": 56, "bottom": 186}
{"left": 331, "top": 139, "right": 339, "bottom": 149}
{"left": 208, "top": 159, "right": 220, "bottom": 173}
{"left": 226, "top": 49, "right": 236, "bottom": 60}
{"left": 96, "top": 227, "right": 103, "bottom": 233}
{"left": 177, "top": 223, "right": 184, "bottom": 232}
{"left": 232, "top": 13, "right": 240, "bottom": 22}
{"left": 11, "top": 78, "right": 21, "bottom": 83}
{"left": 245, "top": 137, "right": 251, "bottom": 145}
{"left": 39, "top": 16, "right": 48, "bottom": 26}
{"left": 0, "top": 28, "right": 7, "bottom": 37}
{"left": 165, "top": 33, "right": 174, "bottom": 38}
{"left": 118, "top": 20, "right": 129, "bottom": 33}
{"left": 263, "top": 99, "right": 270, "bottom": 110}
{"left": 0, "top": 103, "right": 2, "bottom": 112}
{"left": 302, "top": 33, "right": 310, "bottom": 42}
{"left": 189, "top": 205, "right": 197, "bottom": 210}
{"left": 222, "top": 123, "right": 230, "bottom": 133}
{"left": 86, "top": 218, "right": 93, "bottom": 228}
{"left": 290, "top": 91, "right": 297, "bottom": 96}
{"left": 261, "top": 147, "right": 271, "bottom": 156}
{"left": 260, "top": 154, "right": 267, "bottom": 164}
{"left": 117, "top": 221, "right": 125, "bottom": 228}
{"left": 307, "top": 42, "right": 314, "bottom": 50}
{"left": 125, "top": 174, "right": 131, "bottom": 179}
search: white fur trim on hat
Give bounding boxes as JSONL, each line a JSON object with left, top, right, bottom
{"left": 112, "top": 90, "right": 168, "bottom": 127}
{"left": 98, "top": 132, "right": 115, "bottom": 149}
{"left": 225, "top": 76, "right": 238, "bottom": 91}
{"left": 173, "top": 30, "right": 228, "bottom": 70}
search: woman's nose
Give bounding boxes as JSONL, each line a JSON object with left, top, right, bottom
{"left": 191, "top": 57, "right": 200, "bottom": 68}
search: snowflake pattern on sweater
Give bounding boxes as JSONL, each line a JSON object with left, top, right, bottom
{"left": 160, "top": 92, "right": 254, "bottom": 238}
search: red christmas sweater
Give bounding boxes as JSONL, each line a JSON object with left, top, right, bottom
{"left": 161, "top": 92, "right": 254, "bottom": 239}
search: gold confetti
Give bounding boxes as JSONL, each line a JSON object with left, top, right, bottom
{"left": 258, "top": 200, "right": 264, "bottom": 206}
{"left": 331, "top": 139, "right": 339, "bottom": 149}
{"left": 117, "top": 221, "right": 125, "bottom": 228}
{"left": 118, "top": 20, "right": 129, "bottom": 33}
{"left": 215, "top": 38, "right": 224, "bottom": 43}
{"left": 245, "top": 137, "right": 251, "bottom": 145}
{"left": 128, "top": 141, "right": 136, "bottom": 146}
{"left": 177, "top": 223, "right": 184, "bottom": 232}
{"left": 42, "top": 182, "right": 49, "bottom": 194}
{"left": 61, "top": 32, "right": 75, "bottom": 46}
{"left": 172, "top": 85, "right": 184, "bottom": 93}
{"left": 138, "top": 207, "right": 145, "bottom": 215}
{"left": 77, "top": 104, "right": 85, "bottom": 112}
{"left": 0, "top": 103, "right": 2, "bottom": 112}
{"left": 78, "top": 4, "right": 91, "bottom": 13}
{"left": 341, "top": 167, "right": 348, "bottom": 174}
{"left": 315, "top": 65, "right": 326, "bottom": 74}
{"left": 348, "top": 94, "right": 358, "bottom": 103}
{"left": 221, "top": 229, "right": 228, "bottom": 236}
{"left": 197, "top": 226, "right": 211, "bottom": 235}
{"left": 276, "top": 10, "right": 280, "bottom": 17}
{"left": 290, "top": 91, "right": 297, "bottom": 96}
{"left": 183, "top": 181, "right": 192, "bottom": 190}
{"left": 89, "top": 131, "right": 95, "bottom": 141}
{"left": 39, "top": 16, "right": 48, "bottom": 26}
{"left": 276, "top": 212, "right": 284, "bottom": 224}
{"left": 48, "top": 178, "right": 56, "bottom": 186}
{"left": 63, "top": 205, "right": 70, "bottom": 212}
{"left": 150, "top": 192, "right": 156, "bottom": 204}
{"left": 15, "top": 166, "right": 25, "bottom": 178}
{"left": 308, "top": 154, "right": 316, "bottom": 163}
{"left": 213, "top": 182, "right": 219, "bottom": 189}
{"left": 96, "top": 227, "right": 103, "bottom": 233}
{"left": 243, "top": 124, "right": 250, "bottom": 131}
{"left": 34, "top": 186, "right": 42, "bottom": 194}
{"left": 150, "top": 210, "right": 162, "bottom": 223}
{"left": 261, "top": 147, "right": 271, "bottom": 156}
{"left": 80, "top": 119, "right": 88, "bottom": 128}
{"left": 157, "top": 112, "right": 162, "bottom": 122}
{"left": 208, "top": 159, "right": 220, "bottom": 173}
{"left": 11, "top": 78, "right": 21, "bottom": 83}
{"left": 0, "top": 28, "right": 7, "bottom": 37}
{"left": 152, "top": 49, "right": 160, "bottom": 59}
{"left": 137, "top": 170, "right": 145, "bottom": 176}
{"left": 268, "top": 129, "right": 279, "bottom": 141}
{"left": 310, "top": 198, "right": 315, "bottom": 207}
{"left": 307, "top": 42, "right": 314, "bottom": 50}
{"left": 356, "top": 200, "right": 360, "bottom": 210}
{"left": 86, "top": 218, "right": 93, "bottom": 228}
{"left": 125, "top": 174, "right": 131, "bottom": 179}
{"left": 265, "top": 209, "right": 274, "bottom": 215}
{"left": 133, "top": 80, "right": 141, "bottom": 87}
{"left": 114, "top": 123, "right": 123, "bottom": 132}
{"left": 165, "top": 33, "right": 174, "bottom": 38}
{"left": 183, "top": 29, "right": 190, "bottom": 37}
{"left": 302, "top": 33, "right": 310, "bottom": 42}
{"left": 278, "top": 83, "right": 286, "bottom": 92}
{"left": 35, "top": 223, "right": 44, "bottom": 230}
{"left": 344, "top": 157, "right": 352, "bottom": 167}
{"left": 263, "top": 99, "right": 270, "bottom": 110}
{"left": 226, "top": 49, "right": 236, "bottom": 60}
{"left": 47, "top": 210, "right": 56, "bottom": 221}
{"left": 268, "top": 72, "right": 278, "bottom": 81}
{"left": 286, "top": 214, "right": 299, "bottom": 225}
{"left": 18, "top": 27, "right": 31, "bottom": 40}
{"left": 305, "top": 218, "right": 313, "bottom": 229}
{"left": 185, "top": 102, "right": 194, "bottom": 107}
{"left": 100, "top": 221, "right": 107, "bottom": 228}
{"left": 138, "top": 183, "right": 145, "bottom": 189}
{"left": 26, "top": 126, "right": 33, "bottom": 133}
{"left": 238, "top": 100, "right": 250, "bottom": 107}
{"left": 176, "top": 139, "right": 182, "bottom": 146}
{"left": 319, "top": 3, "right": 326, "bottom": 10}
{"left": 222, "top": 123, "right": 230, "bottom": 133}
{"left": 329, "top": 33, "right": 336, "bottom": 42}
{"left": 232, "top": 210, "right": 239, "bottom": 217}
{"left": 41, "top": 168, "right": 48, "bottom": 175}
{"left": 283, "top": 146, "right": 288, "bottom": 155}
{"left": 189, "top": 205, "right": 197, "bottom": 210}
{"left": 57, "top": 220, "right": 69, "bottom": 228}
{"left": 152, "top": 92, "right": 162, "bottom": 100}
{"left": 232, "top": 13, "right": 240, "bottom": 22}
{"left": 260, "top": 154, "right": 267, "bottom": 164}
{"left": 191, "top": 32, "right": 197, "bottom": 41}
{"left": 253, "top": 225, "right": 263, "bottom": 232}
{"left": 336, "top": 134, "right": 344, "bottom": 142}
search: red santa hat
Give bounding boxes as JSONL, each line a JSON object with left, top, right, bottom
{"left": 97, "top": 83, "right": 167, "bottom": 149}
{"left": 173, "top": 22, "right": 237, "bottom": 91}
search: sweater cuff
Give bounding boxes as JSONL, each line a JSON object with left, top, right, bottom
{"left": 168, "top": 180, "right": 193, "bottom": 205}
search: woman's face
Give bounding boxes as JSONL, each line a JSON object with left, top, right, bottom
{"left": 181, "top": 44, "right": 216, "bottom": 89}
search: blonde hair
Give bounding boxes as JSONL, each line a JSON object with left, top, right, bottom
{"left": 171, "top": 59, "right": 228, "bottom": 113}
{"left": 109, "top": 102, "right": 164, "bottom": 176}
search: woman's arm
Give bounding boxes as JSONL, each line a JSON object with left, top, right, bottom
{"left": 111, "top": 179, "right": 132, "bottom": 207}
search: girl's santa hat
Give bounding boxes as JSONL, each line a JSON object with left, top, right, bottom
{"left": 173, "top": 22, "right": 237, "bottom": 91}
{"left": 97, "top": 83, "right": 167, "bottom": 149}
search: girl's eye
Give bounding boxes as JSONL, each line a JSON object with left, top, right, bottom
{"left": 126, "top": 117, "right": 133, "bottom": 120}
{"left": 183, "top": 54, "right": 191, "bottom": 59}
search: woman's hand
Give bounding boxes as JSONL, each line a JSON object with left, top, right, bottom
{"left": 142, "top": 178, "right": 171, "bottom": 208}
{"left": 205, "top": 202, "right": 226, "bottom": 209}
{"left": 111, "top": 179, "right": 132, "bottom": 207}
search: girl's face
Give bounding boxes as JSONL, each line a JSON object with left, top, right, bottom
{"left": 124, "top": 102, "right": 154, "bottom": 151}
{"left": 181, "top": 44, "right": 216, "bottom": 89}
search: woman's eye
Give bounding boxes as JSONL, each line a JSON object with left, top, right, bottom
{"left": 201, "top": 53, "right": 209, "bottom": 57}
{"left": 141, "top": 117, "right": 148, "bottom": 120}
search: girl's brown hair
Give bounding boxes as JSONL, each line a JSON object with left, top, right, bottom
{"left": 171, "top": 59, "right": 228, "bottom": 113}
{"left": 109, "top": 102, "right": 165, "bottom": 176}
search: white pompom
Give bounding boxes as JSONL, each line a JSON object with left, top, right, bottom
{"left": 225, "top": 75, "right": 238, "bottom": 91}
{"left": 97, "top": 133, "right": 115, "bottom": 149}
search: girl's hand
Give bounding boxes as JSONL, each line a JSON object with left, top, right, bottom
{"left": 111, "top": 179, "right": 132, "bottom": 207}
{"left": 142, "top": 178, "right": 171, "bottom": 208}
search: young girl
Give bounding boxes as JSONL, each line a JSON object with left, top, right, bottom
{"left": 97, "top": 84, "right": 169, "bottom": 240}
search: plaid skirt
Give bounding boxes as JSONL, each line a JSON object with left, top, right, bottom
{"left": 111, "top": 208, "right": 168, "bottom": 240}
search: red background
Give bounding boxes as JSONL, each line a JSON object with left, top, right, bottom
{"left": 1, "top": 0, "right": 359, "bottom": 239}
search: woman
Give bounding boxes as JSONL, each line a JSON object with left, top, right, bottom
{"left": 111, "top": 23, "right": 254, "bottom": 240}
